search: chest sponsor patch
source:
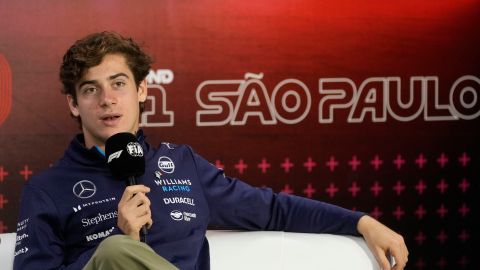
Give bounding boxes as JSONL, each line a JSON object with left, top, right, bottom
{"left": 158, "top": 156, "right": 175, "bottom": 174}
{"left": 72, "top": 180, "right": 96, "bottom": 199}
{"left": 163, "top": 197, "right": 195, "bottom": 206}
{"left": 82, "top": 211, "right": 118, "bottom": 227}
{"left": 154, "top": 178, "right": 192, "bottom": 192}
{"left": 86, "top": 227, "right": 115, "bottom": 242}
{"left": 72, "top": 197, "right": 116, "bottom": 213}
{"left": 170, "top": 210, "right": 197, "bottom": 222}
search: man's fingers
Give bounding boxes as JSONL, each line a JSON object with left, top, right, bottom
{"left": 129, "top": 192, "right": 151, "bottom": 207}
{"left": 117, "top": 184, "right": 152, "bottom": 240}
{"left": 136, "top": 213, "right": 153, "bottom": 231}
{"left": 390, "top": 247, "right": 407, "bottom": 270}
{"left": 146, "top": 218, "right": 153, "bottom": 229}
{"left": 374, "top": 247, "right": 391, "bottom": 270}
{"left": 136, "top": 204, "right": 151, "bottom": 218}
{"left": 390, "top": 234, "right": 408, "bottom": 269}
{"left": 120, "top": 185, "right": 151, "bottom": 202}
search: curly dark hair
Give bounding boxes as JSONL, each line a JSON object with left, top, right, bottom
{"left": 59, "top": 31, "right": 153, "bottom": 123}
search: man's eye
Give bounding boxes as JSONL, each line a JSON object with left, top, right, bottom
{"left": 83, "top": 87, "right": 97, "bottom": 94}
{"left": 114, "top": 81, "right": 126, "bottom": 88}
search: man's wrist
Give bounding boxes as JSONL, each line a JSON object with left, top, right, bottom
{"left": 357, "top": 215, "right": 373, "bottom": 236}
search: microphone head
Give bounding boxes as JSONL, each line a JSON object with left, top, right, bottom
{"left": 105, "top": 132, "right": 145, "bottom": 180}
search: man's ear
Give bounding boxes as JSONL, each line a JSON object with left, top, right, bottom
{"left": 138, "top": 79, "right": 148, "bottom": 102}
{"left": 66, "top": 95, "right": 80, "bottom": 117}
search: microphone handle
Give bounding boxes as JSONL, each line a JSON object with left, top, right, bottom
{"left": 127, "top": 176, "right": 148, "bottom": 243}
{"left": 127, "top": 176, "right": 137, "bottom": 186}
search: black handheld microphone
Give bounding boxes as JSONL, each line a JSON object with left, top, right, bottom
{"left": 105, "top": 132, "right": 148, "bottom": 242}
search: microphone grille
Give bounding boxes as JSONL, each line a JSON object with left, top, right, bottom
{"left": 105, "top": 132, "right": 145, "bottom": 180}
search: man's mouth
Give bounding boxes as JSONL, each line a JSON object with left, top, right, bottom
{"left": 102, "top": 116, "right": 120, "bottom": 120}
{"left": 101, "top": 115, "right": 121, "bottom": 126}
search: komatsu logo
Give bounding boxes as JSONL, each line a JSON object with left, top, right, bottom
{"left": 86, "top": 227, "right": 115, "bottom": 242}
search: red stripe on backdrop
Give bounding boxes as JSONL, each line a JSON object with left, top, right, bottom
{"left": 0, "top": 54, "right": 13, "bottom": 127}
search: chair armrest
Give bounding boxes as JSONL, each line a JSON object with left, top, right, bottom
{"left": 206, "top": 230, "right": 379, "bottom": 270}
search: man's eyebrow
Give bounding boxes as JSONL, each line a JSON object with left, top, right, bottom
{"left": 108, "top": 73, "right": 130, "bottom": 80}
{"left": 78, "top": 79, "right": 97, "bottom": 89}
{"left": 77, "top": 73, "right": 130, "bottom": 89}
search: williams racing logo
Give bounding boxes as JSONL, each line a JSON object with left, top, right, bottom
{"left": 154, "top": 178, "right": 192, "bottom": 192}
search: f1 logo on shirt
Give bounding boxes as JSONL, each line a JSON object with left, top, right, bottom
{"left": 158, "top": 156, "right": 175, "bottom": 174}
{"left": 73, "top": 180, "right": 97, "bottom": 199}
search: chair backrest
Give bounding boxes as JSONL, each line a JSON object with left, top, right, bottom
{"left": 0, "top": 233, "right": 16, "bottom": 270}
{"left": 206, "top": 230, "right": 379, "bottom": 270}
{"left": 1, "top": 231, "right": 379, "bottom": 270}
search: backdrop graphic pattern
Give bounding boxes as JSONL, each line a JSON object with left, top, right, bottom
{"left": 0, "top": 150, "right": 476, "bottom": 269}
{"left": 1, "top": 1, "right": 479, "bottom": 269}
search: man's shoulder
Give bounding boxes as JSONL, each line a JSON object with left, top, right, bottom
{"left": 147, "top": 141, "right": 202, "bottom": 166}
{"left": 152, "top": 141, "right": 194, "bottom": 155}
{"left": 26, "top": 161, "right": 74, "bottom": 187}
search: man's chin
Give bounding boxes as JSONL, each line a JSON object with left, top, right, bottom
{"left": 104, "top": 129, "right": 136, "bottom": 139}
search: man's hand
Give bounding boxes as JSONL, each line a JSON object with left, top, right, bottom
{"left": 117, "top": 185, "right": 152, "bottom": 241}
{"left": 357, "top": 215, "right": 408, "bottom": 270}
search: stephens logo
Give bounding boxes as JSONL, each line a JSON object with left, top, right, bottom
{"left": 158, "top": 156, "right": 175, "bottom": 174}
{"left": 73, "top": 180, "right": 97, "bottom": 199}
{"left": 82, "top": 211, "right": 118, "bottom": 227}
{"left": 127, "top": 142, "right": 143, "bottom": 157}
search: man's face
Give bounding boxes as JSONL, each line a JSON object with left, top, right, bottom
{"left": 67, "top": 53, "right": 147, "bottom": 150}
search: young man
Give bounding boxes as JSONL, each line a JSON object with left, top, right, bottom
{"left": 14, "top": 32, "right": 408, "bottom": 270}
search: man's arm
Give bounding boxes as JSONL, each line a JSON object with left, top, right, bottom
{"left": 190, "top": 146, "right": 408, "bottom": 269}
{"left": 357, "top": 215, "right": 409, "bottom": 270}
{"left": 14, "top": 183, "right": 96, "bottom": 270}
{"left": 190, "top": 146, "right": 363, "bottom": 234}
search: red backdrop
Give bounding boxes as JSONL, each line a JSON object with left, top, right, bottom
{"left": 1, "top": 1, "right": 479, "bottom": 269}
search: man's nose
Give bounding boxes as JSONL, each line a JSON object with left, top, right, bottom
{"left": 100, "top": 87, "right": 117, "bottom": 106}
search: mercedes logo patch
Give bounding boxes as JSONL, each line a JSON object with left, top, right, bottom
{"left": 73, "top": 180, "right": 97, "bottom": 199}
